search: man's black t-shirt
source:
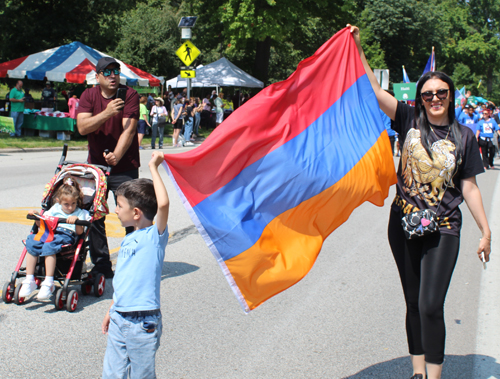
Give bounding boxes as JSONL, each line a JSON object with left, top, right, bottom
{"left": 42, "top": 87, "right": 56, "bottom": 101}
{"left": 391, "top": 102, "right": 484, "bottom": 236}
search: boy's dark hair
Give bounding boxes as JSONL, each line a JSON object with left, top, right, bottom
{"left": 116, "top": 178, "right": 157, "bottom": 221}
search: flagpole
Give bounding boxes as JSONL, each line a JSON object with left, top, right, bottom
{"left": 432, "top": 46, "right": 435, "bottom": 71}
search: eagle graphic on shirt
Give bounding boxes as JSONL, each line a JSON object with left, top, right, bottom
{"left": 401, "top": 128, "right": 457, "bottom": 206}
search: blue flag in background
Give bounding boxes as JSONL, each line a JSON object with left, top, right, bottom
{"left": 402, "top": 66, "right": 410, "bottom": 83}
{"left": 422, "top": 47, "right": 436, "bottom": 76}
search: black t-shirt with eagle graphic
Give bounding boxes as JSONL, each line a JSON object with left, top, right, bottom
{"left": 391, "top": 102, "right": 484, "bottom": 236}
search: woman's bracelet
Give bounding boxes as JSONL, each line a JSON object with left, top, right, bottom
{"left": 482, "top": 235, "right": 491, "bottom": 241}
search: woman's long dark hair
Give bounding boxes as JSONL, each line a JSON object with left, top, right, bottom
{"left": 414, "top": 71, "right": 463, "bottom": 163}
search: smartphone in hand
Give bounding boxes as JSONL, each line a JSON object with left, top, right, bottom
{"left": 116, "top": 88, "right": 126, "bottom": 110}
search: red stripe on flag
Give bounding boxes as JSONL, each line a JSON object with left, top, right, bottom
{"left": 164, "top": 28, "right": 366, "bottom": 207}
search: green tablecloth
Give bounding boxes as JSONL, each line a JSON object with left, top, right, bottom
{"left": 23, "top": 114, "right": 75, "bottom": 132}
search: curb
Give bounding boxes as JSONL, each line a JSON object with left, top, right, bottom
{"left": 0, "top": 146, "right": 87, "bottom": 153}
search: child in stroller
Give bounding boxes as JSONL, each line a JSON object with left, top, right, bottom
{"left": 3, "top": 145, "right": 111, "bottom": 312}
{"left": 20, "top": 177, "right": 90, "bottom": 300}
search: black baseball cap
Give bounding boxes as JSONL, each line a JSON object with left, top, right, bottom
{"left": 96, "top": 57, "right": 120, "bottom": 73}
{"left": 464, "top": 104, "right": 471, "bottom": 109}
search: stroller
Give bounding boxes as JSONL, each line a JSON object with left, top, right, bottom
{"left": 2, "top": 145, "right": 111, "bottom": 312}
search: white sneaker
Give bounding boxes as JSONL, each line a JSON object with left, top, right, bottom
{"left": 19, "top": 279, "right": 37, "bottom": 297}
{"left": 36, "top": 281, "right": 55, "bottom": 300}
{"left": 185, "top": 141, "right": 195, "bottom": 146}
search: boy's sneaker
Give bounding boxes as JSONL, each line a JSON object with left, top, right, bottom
{"left": 19, "top": 279, "right": 37, "bottom": 298}
{"left": 36, "top": 281, "right": 55, "bottom": 300}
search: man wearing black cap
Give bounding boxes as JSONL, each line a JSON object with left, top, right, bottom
{"left": 77, "top": 57, "right": 140, "bottom": 278}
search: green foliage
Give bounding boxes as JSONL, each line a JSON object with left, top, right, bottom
{"left": 1, "top": 0, "right": 500, "bottom": 103}
{"left": 113, "top": 1, "right": 181, "bottom": 78}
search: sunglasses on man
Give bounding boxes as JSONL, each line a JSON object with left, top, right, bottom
{"left": 99, "top": 68, "right": 121, "bottom": 77}
{"left": 421, "top": 89, "right": 449, "bottom": 102}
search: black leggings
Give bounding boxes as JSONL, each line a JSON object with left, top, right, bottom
{"left": 478, "top": 138, "right": 495, "bottom": 168}
{"left": 388, "top": 209, "right": 460, "bottom": 364}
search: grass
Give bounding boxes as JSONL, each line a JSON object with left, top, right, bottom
{"left": 0, "top": 123, "right": 214, "bottom": 149}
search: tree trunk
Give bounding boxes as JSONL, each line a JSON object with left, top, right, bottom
{"left": 254, "top": 36, "right": 271, "bottom": 85}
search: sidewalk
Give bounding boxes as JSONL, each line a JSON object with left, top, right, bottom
{"left": 0, "top": 138, "right": 206, "bottom": 154}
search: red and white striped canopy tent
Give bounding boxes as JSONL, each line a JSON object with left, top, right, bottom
{"left": 0, "top": 41, "right": 163, "bottom": 87}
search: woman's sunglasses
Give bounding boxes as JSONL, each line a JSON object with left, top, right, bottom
{"left": 99, "top": 68, "right": 121, "bottom": 77}
{"left": 421, "top": 89, "right": 449, "bottom": 102}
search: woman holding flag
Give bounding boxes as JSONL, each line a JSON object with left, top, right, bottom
{"left": 349, "top": 25, "right": 491, "bottom": 379}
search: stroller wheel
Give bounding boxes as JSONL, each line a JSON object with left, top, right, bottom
{"left": 66, "top": 290, "right": 78, "bottom": 312}
{"left": 94, "top": 273, "right": 105, "bottom": 297}
{"left": 34, "top": 278, "right": 42, "bottom": 288}
{"left": 2, "top": 281, "right": 14, "bottom": 303}
{"left": 81, "top": 283, "right": 92, "bottom": 296}
{"left": 54, "top": 289, "right": 64, "bottom": 310}
{"left": 14, "top": 285, "right": 25, "bottom": 305}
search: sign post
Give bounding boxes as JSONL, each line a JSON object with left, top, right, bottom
{"left": 178, "top": 17, "right": 199, "bottom": 99}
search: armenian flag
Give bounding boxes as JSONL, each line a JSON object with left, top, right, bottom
{"left": 163, "top": 27, "right": 397, "bottom": 312}
{"left": 33, "top": 217, "right": 58, "bottom": 243}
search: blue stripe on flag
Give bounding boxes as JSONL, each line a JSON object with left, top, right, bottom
{"left": 193, "top": 74, "right": 385, "bottom": 261}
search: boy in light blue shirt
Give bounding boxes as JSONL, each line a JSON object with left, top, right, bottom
{"left": 101, "top": 151, "right": 170, "bottom": 379}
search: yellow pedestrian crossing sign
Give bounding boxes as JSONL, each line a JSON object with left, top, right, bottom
{"left": 181, "top": 70, "right": 196, "bottom": 78}
{"left": 176, "top": 40, "right": 200, "bottom": 66}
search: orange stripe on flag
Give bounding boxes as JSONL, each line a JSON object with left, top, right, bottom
{"left": 224, "top": 131, "right": 396, "bottom": 310}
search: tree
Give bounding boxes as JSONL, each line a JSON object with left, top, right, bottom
{"left": 113, "top": 1, "right": 181, "bottom": 78}
{"left": 193, "top": 0, "right": 348, "bottom": 85}
{"left": 361, "top": 0, "right": 450, "bottom": 84}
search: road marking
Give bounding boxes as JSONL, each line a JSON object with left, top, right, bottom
{"left": 0, "top": 207, "right": 125, "bottom": 238}
{"left": 473, "top": 173, "right": 500, "bottom": 377}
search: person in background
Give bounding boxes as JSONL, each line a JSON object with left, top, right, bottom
{"left": 61, "top": 89, "right": 69, "bottom": 102}
{"left": 77, "top": 56, "right": 140, "bottom": 279}
{"left": 458, "top": 104, "right": 479, "bottom": 135}
{"left": 147, "top": 93, "right": 155, "bottom": 112}
{"left": 167, "top": 85, "right": 174, "bottom": 112}
{"left": 232, "top": 90, "right": 241, "bottom": 111}
{"left": 24, "top": 88, "right": 34, "bottom": 104}
{"left": 138, "top": 95, "right": 151, "bottom": 150}
{"left": 41, "top": 81, "right": 56, "bottom": 110}
{"left": 193, "top": 98, "right": 203, "bottom": 137}
{"left": 171, "top": 99, "right": 184, "bottom": 147}
{"left": 150, "top": 97, "right": 167, "bottom": 149}
{"left": 214, "top": 92, "right": 225, "bottom": 126}
{"left": 476, "top": 107, "right": 500, "bottom": 169}
{"left": 183, "top": 99, "right": 195, "bottom": 146}
{"left": 9, "top": 80, "right": 25, "bottom": 137}
{"left": 68, "top": 93, "right": 80, "bottom": 120}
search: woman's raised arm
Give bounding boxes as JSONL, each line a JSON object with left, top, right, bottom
{"left": 348, "top": 25, "right": 398, "bottom": 121}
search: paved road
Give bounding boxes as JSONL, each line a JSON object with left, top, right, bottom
{"left": 0, "top": 147, "right": 498, "bottom": 378}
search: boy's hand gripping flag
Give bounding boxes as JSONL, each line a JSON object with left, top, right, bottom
{"left": 163, "top": 27, "right": 397, "bottom": 312}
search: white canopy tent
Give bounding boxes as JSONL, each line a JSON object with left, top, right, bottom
{"left": 166, "top": 58, "right": 264, "bottom": 90}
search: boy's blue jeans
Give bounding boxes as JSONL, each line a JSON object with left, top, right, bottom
{"left": 102, "top": 309, "right": 162, "bottom": 379}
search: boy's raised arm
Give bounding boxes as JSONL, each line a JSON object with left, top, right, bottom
{"left": 149, "top": 151, "right": 169, "bottom": 234}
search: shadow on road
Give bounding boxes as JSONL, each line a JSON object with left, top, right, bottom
{"left": 343, "top": 354, "right": 500, "bottom": 379}
{"left": 161, "top": 261, "right": 199, "bottom": 279}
